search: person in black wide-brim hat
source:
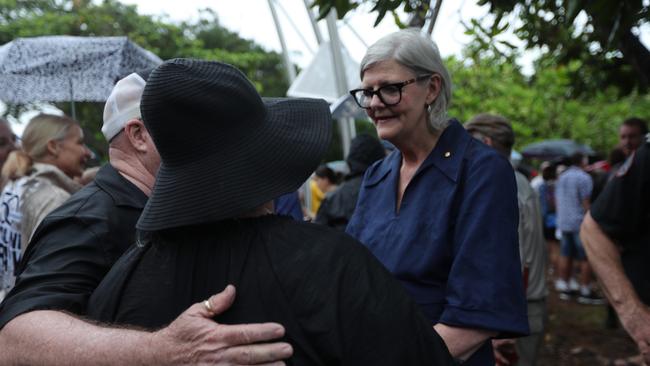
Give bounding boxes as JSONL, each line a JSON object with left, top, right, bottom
{"left": 87, "top": 59, "right": 453, "bottom": 366}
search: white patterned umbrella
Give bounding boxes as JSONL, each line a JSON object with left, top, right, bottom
{"left": 0, "top": 36, "right": 162, "bottom": 106}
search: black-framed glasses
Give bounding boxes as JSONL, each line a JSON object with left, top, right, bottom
{"left": 350, "top": 75, "right": 431, "bottom": 109}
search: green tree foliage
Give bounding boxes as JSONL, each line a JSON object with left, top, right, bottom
{"left": 312, "top": 0, "right": 428, "bottom": 27}
{"left": 0, "top": 0, "right": 289, "bottom": 160}
{"left": 446, "top": 56, "right": 650, "bottom": 155}
{"left": 312, "top": 0, "right": 650, "bottom": 95}
{"left": 469, "top": 0, "right": 650, "bottom": 95}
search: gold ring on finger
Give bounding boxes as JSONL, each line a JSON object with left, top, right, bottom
{"left": 203, "top": 299, "right": 213, "bottom": 313}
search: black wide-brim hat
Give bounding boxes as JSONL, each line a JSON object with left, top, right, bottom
{"left": 137, "top": 58, "right": 332, "bottom": 231}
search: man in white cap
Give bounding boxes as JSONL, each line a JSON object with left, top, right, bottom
{"left": 0, "top": 72, "right": 292, "bottom": 365}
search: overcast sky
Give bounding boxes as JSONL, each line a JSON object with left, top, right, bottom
{"left": 121, "top": 0, "right": 495, "bottom": 66}
{"left": 122, "top": 0, "right": 650, "bottom": 68}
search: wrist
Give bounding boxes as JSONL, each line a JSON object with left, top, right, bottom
{"left": 617, "top": 300, "right": 644, "bottom": 329}
{"left": 145, "top": 329, "right": 175, "bottom": 366}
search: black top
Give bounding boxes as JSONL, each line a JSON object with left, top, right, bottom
{"left": 591, "top": 141, "right": 650, "bottom": 304}
{"left": 87, "top": 215, "right": 453, "bottom": 366}
{"left": 0, "top": 164, "right": 147, "bottom": 328}
{"left": 313, "top": 175, "right": 363, "bottom": 230}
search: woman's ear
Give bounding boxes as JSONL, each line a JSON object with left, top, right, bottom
{"left": 46, "top": 139, "right": 60, "bottom": 158}
{"left": 426, "top": 74, "right": 442, "bottom": 105}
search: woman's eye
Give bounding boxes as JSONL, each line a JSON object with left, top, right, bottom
{"left": 382, "top": 86, "right": 400, "bottom": 95}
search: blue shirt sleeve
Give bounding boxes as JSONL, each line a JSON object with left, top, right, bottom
{"left": 578, "top": 173, "right": 593, "bottom": 201}
{"left": 439, "top": 153, "right": 529, "bottom": 337}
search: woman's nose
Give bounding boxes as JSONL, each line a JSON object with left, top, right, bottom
{"left": 368, "top": 93, "right": 385, "bottom": 108}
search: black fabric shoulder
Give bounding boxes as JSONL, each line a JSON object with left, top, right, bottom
{"left": 264, "top": 218, "right": 454, "bottom": 365}
{"left": 591, "top": 144, "right": 650, "bottom": 242}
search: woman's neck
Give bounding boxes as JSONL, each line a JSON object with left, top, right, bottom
{"left": 398, "top": 131, "right": 439, "bottom": 168}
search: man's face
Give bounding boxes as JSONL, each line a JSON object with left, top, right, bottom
{"left": 619, "top": 124, "right": 644, "bottom": 156}
{"left": 0, "top": 123, "right": 17, "bottom": 166}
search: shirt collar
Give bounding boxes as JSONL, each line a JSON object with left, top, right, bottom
{"left": 364, "top": 119, "right": 471, "bottom": 185}
{"left": 416, "top": 119, "right": 471, "bottom": 183}
{"left": 30, "top": 162, "right": 82, "bottom": 193}
{"left": 95, "top": 164, "right": 148, "bottom": 209}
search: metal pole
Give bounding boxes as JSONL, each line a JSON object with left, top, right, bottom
{"left": 326, "top": 9, "right": 355, "bottom": 157}
{"left": 69, "top": 78, "right": 76, "bottom": 120}
{"left": 343, "top": 19, "right": 368, "bottom": 47}
{"left": 71, "top": 101, "right": 76, "bottom": 120}
{"left": 268, "top": 0, "right": 296, "bottom": 84}
{"left": 426, "top": 0, "right": 443, "bottom": 36}
{"left": 275, "top": 0, "right": 315, "bottom": 54}
{"left": 303, "top": 0, "right": 324, "bottom": 44}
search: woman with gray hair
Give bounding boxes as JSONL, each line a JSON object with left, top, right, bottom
{"left": 346, "top": 29, "right": 529, "bottom": 365}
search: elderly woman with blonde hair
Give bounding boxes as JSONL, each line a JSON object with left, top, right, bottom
{"left": 0, "top": 114, "right": 91, "bottom": 298}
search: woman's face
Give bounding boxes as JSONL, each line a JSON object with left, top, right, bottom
{"left": 53, "top": 125, "right": 91, "bottom": 178}
{"left": 361, "top": 59, "right": 439, "bottom": 144}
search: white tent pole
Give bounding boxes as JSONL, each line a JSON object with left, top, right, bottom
{"left": 342, "top": 19, "right": 368, "bottom": 47}
{"left": 275, "top": 0, "right": 315, "bottom": 54}
{"left": 303, "top": 0, "right": 324, "bottom": 44}
{"left": 326, "top": 9, "right": 355, "bottom": 157}
{"left": 267, "top": 0, "right": 296, "bottom": 84}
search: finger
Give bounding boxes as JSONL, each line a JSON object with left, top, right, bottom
{"left": 217, "top": 322, "right": 286, "bottom": 346}
{"left": 221, "top": 342, "right": 293, "bottom": 364}
{"left": 192, "top": 285, "right": 237, "bottom": 318}
{"left": 207, "top": 285, "right": 236, "bottom": 315}
{"left": 493, "top": 350, "right": 510, "bottom": 365}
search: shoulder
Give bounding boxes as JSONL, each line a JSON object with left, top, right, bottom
{"left": 467, "top": 141, "right": 512, "bottom": 171}
{"left": 268, "top": 217, "right": 372, "bottom": 265}
{"left": 617, "top": 144, "right": 649, "bottom": 178}
{"left": 34, "top": 180, "right": 127, "bottom": 241}
{"left": 578, "top": 169, "right": 592, "bottom": 179}
{"left": 463, "top": 142, "right": 515, "bottom": 185}
{"left": 515, "top": 171, "right": 535, "bottom": 200}
{"left": 45, "top": 182, "right": 109, "bottom": 220}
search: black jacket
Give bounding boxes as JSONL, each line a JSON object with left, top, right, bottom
{"left": 0, "top": 164, "right": 147, "bottom": 328}
{"left": 88, "top": 215, "right": 453, "bottom": 366}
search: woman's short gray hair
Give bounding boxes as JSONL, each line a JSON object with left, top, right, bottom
{"left": 360, "top": 28, "right": 452, "bottom": 133}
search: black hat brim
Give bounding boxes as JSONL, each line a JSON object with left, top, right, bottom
{"left": 136, "top": 97, "right": 331, "bottom": 231}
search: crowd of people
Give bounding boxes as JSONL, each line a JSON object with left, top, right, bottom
{"left": 0, "top": 28, "right": 647, "bottom": 366}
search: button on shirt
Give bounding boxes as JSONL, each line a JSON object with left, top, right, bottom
{"left": 555, "top": 166, "right": 592, "bottom": 232}
{"left": 346, "top": 119, "right": 529, "bottom": 366}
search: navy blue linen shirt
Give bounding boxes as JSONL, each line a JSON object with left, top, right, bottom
{"left": 346, "top": 119, "right": 529, "bottom": 365}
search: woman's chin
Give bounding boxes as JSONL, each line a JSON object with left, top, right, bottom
{"left": 376, "top": 125, "right": 398, "bottom": 142}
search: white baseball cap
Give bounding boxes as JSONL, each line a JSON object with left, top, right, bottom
{"left": 102, "top": 73, "right": 146, "bottom": 142}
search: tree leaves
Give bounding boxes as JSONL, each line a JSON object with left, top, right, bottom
{"left": 312, "top": 0, "right": 650, "bottom": 94}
